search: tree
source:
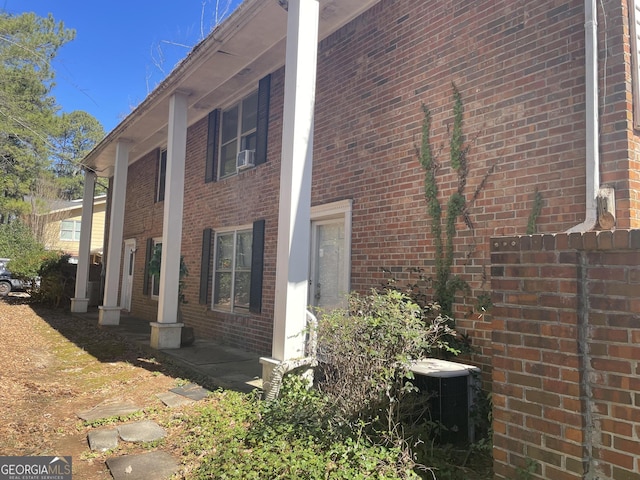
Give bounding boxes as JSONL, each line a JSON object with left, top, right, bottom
{"left": 0, "top": 12, "right": 105, "bottom": 228}
{"left": 51, "top": 110, "right": 105, "bottom": 200}
{"left": 0, "top": 221, "right": 55, "bottom": 279}
{"left": 0, "top": 12, "right": 75, "bottom": 222}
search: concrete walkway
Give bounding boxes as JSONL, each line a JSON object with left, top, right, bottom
{"left": 72, "top": 310, "right": 263, "bottom": 393}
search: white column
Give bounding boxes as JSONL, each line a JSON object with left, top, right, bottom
{"left": 71, "top": 170, "right": 96, "bottom": 313}
{"left": 262, "top": 0, "right": 319, "bottom": 375}
{"left": 99, "top": 141, "right": 129, "bottom": 325}
{"left": 150, "top": 92, "right": 187, "bottom": 349}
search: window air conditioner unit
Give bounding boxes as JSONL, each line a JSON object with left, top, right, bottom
{"left": 409, "top": 358, "right": 481, "bottom": 444}
{"left": 237, "top": 149, "right": 255, "bottom": 170}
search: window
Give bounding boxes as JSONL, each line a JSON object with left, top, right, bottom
{"left": 309, "top": 200, "right": 353, "bottom": 312}
{"left": 201, "top": 220, "right": 265, "bottom": 313}
{"left": 156, "top": 149, "right": 167, "bottom": 202}
{"left": 60, "top": 220, "right": 81, "bottom": 241}
{"left": 219, "top": 92, "right": 258, "bottom": 178}
{"left": 213, "top": 229, "right": 253, "bottom": 311}
{"left": 205, "top": 74, "right": 271, "bottom": 182}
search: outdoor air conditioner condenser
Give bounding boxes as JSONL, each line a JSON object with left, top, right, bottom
{"left": 410, "top": 358, "right": 481, "bottom": 444}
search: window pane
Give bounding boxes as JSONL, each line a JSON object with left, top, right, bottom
{"left": 220, "top": 140, "right": 237, "bottom": 177}
{"left": 214, "top": 272, "right": 232, "bottom": 308}
{"left": 241, "top": 92, "right": 258, "bottom": 134}
{"left": 234, "top": 271, "right": 251, "bottom": 309}
{"left": 216, "top": 234, "right": 234, "bottom": 270}
{"left": 221, "top": 106, "right": 239, "bottom": 144}
{"left": 235, "top": 231, "right": 252, "bottom": 269}
{"left": 61, "top": 220, "right": 73, "bottom": 240}
{"left": 241, "top": 132, "right": 257, "bottom": 152}
{"left": 213, "top": 230, "right": 254, "bottom": 312}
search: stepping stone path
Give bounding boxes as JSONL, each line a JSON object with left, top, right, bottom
{"left": 87, "top": 428, "right": 118, "bottom": 452}
{"left": 78, "top": 383, "right": 211, "bottom": 479}
{"left": 155, "top": 391, "right": 195, "bottom": 408}
{"left": 106, "top": 451, "right": 179, "bottom": 480}
{"left": 77, "top": 399, "right": 141, "bottom": 422}
{"left": 169, "top": 382, "right": 211, "bottom": 401}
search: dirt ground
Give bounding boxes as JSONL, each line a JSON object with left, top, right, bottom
{"left": 0, "top": 296, "right": 209, "bottom": 479}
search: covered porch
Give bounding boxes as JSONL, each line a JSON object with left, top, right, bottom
{"left": 71, "top": 0, "right": 380, "bottom": 385}
{"left": 71, "top": 308, "right": 263, "bottom": 393}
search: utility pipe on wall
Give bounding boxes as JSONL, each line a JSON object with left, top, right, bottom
{"left": 567, "top": 0, "right": 600, "bottom": 233}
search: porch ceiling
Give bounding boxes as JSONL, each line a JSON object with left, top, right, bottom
{"left": 83, "top": 0, "right": 380, "bottom": 177}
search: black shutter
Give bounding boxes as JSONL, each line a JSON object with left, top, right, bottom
{"left": 205, "top": 109, "right": 220, "bottom": 183}
{"left": 255, "top": 74, "right": 271, "bottom": 166}
{"left": 143, "top": 238, "right": 153, "bottom": 296}
{"left": 157, "top": 149, "right": 167, "bottom": 202}
{"left": 249, "top": 219, "right": 265, "bottom": 313}
{"left": 199, "top": 228, "right": 213, "bottom": 305}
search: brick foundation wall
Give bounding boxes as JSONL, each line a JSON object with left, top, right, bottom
{"left": 491, "top": 230, "right": 640, "bottom": 480}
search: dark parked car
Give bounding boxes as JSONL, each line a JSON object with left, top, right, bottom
{"left": 0, "top": 258, "right": 27, "bottom": 296}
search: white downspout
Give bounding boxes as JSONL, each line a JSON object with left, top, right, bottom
{"left": 567, "top": 0, "right": 600, "bottom": 233}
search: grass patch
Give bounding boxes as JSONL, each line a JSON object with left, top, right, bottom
{"left": 179, "top": 386, "right": 421, "bottom": 479}
{"left": 82, "top": 410, "right": 145, "bottom": 428}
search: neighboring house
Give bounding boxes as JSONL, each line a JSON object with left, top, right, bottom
{"left": 75, "top": 1, "right": 640, "bottom": 479}
{"left": 41, "top": 195, "right": 106, "bottom": 263}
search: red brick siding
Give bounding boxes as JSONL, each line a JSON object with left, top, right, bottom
{"left": 119, "top": 0, "right": 640, "bottom": 362}
{"left": 122, "top": 149, "right": 165, "bottom": 321}
{"left": 491, "top": 230, "right": 640, "bottom": 480}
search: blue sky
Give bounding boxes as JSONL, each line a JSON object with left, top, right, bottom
{"left": 5, "top": 0, "right": 243, "bottom": 133}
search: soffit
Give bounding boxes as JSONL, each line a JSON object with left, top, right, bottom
{"left": 83, "top": 0, "right": 381, "bottom": 177}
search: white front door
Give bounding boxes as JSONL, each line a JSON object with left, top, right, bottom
{"left": 309, "top": 219, "right": 347, "bottom": 311}
{"left": 121, "top": 239, "right": 136, "bottom": 311}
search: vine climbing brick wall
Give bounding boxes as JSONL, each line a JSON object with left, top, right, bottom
{"left": 491, "top": 230, "right": 640, "bottom": 480}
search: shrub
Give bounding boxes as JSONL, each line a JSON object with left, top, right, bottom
{"left": 185, "top": 381, "right": 422, "bottom": 480}
{"left": 0, "top": 221, "right": 57, "bottom": 281}
{"left": 316, "top": 289, "right": 458, "bottom": 445}
{"left": 31, "top": 254, "right": 75, "bottom": 307}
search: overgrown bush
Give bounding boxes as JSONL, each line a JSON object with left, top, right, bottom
{"left": 184, "top": 380, "right": 423, "bottom": 479}
{"left": 177, "top": 290, "right": 492, "bottom": 479}
{"left": 316, "top": 290, "right": 458, "bottom": 452}
{"left": 383, "top": 268, "right": 473, "bottom": 355}
{"left": 31, "top": 254, "right": 75, "bottom": 307}
{"left": 0, "top": 221, "right": 57, "bottom": 281}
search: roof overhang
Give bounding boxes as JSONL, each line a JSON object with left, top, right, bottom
{"left": 82, "top": 0, "right": 381, "bottom": 177}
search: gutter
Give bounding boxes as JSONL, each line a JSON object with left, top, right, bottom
{"left": 567, "top": 0, "right": 600, "bottom": 233}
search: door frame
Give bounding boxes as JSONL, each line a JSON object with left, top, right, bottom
{"left": 309, "top": 199, "right": 352, "bottom": 310}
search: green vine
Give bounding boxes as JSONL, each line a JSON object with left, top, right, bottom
{"left": 526, "top": 189, "right": 543, "bottom": 235}
{"left": 420, "top": 84, "right": 471, "bottom": 317}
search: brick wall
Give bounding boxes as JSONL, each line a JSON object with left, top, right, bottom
{"left": 118, "top": 0, "right": 640, "bottom": 362}
{"left": 122, "top": 149, "right": 165, "bottom": 320}
{"left": 491, "top": 230, "right": 640, "bottom": 480}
